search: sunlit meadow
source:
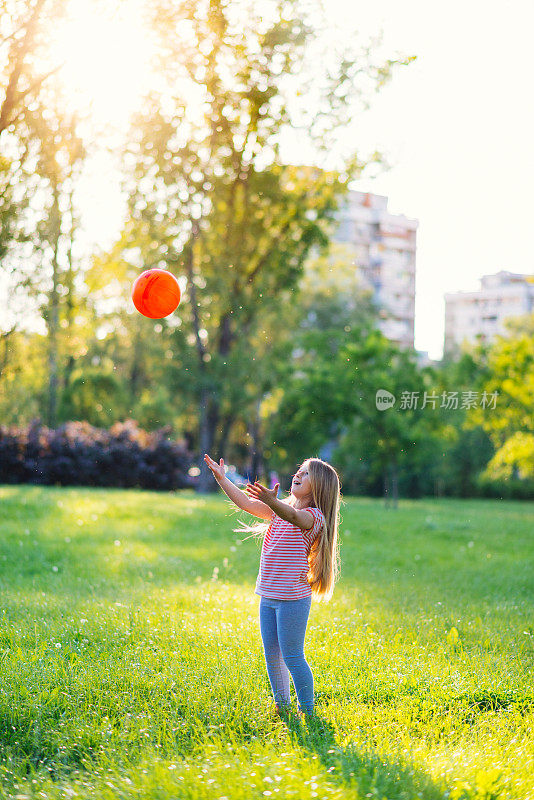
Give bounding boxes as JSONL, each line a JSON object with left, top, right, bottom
{"left": 0, "top": 486, "right": 533, "bottom": 799}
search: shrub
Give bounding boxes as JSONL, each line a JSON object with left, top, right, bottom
{"left": 473, "top": 473, "right": 534, "bottom": 500}
{"left": 0, "top": 419, "right": 195, "bottom": 490}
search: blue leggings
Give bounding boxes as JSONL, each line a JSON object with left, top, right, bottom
{"left": 259, "top": 595, "right": 314, "bottom": 713}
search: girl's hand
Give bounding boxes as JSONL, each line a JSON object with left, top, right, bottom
{"left": 204, "top": 453, "right": 226, "bottom": 483}
{"left": 244, "top": 480, "right": 280, "bottom": 509}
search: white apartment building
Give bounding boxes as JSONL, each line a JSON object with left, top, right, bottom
{"left": 332, "top": 190, "right": 418, "bottom": 350}
{"left": 444, "top": 271, "right": 534, "bottom": 356}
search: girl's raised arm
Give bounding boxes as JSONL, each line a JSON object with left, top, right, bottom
{"left": 203, "top": 454, "right": 274, "bottom": 521}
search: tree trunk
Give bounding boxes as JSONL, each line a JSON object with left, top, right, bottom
{"left": 434, "top": 477, "right": 444, "bottom": 498}
{"left": 249, "top": 397, "right": 264, "bottom": 482}
{"left": 62, "top": 186, "right": 76, "bottom": 397}
{"left": 383, "top": 462, "right": 391, "bottom": 508}
{"left": 216, "top": 412, "right": 235, "bottom": 461}
{"left": 197, "top": 387, "right": 220, "bottom": 493}
{"left": 47, "top": 184, "right": 61, "bottom": 427}
{"left": 391, "top": 461, "right": 399, "bottom": 509}
{"left": 130, "top": 326, "right": 144, "bottom": 405}
{"left": 182, "top": 221, "right": 227, "bottom": 493}
{"left": 0, "top": 326, "right": 16, "bottom": 380}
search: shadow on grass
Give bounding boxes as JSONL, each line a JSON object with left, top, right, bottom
{"left": 272, "top": 706, "right": 448, "bottom": 800}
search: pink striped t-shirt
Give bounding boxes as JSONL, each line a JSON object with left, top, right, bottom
{"left": 254, "top": 506, "right": 326, "bottom": 600}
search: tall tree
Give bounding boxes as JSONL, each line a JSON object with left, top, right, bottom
{"left": 21, "top": 100, "right": 86, "bottom": 425}
{"left": 1, "top": 0, "right": 71, "bottom": 390}
{"left": 0, "top": 0, "right": 64, "bottom": 136}
{"left": 114, "top": 0, "right": 414, "bottom": 491}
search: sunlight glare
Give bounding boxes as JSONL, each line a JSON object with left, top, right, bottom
{"left": 47, "top": 0, "right": 155, "bottom": 127}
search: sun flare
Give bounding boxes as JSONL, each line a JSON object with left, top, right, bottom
{"left": 45, "top": 0, "right": 155, "bottom": 127}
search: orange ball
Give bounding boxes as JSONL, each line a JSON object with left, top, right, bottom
{"left": 132, "top": 269, "right": 181, "bottom": 319}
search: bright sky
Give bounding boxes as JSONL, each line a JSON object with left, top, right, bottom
{"left": 331, "top": 0, "right": 534, "bottom": 360}
{"left": 6, "top": 0, "right": 534, "bottom": 361}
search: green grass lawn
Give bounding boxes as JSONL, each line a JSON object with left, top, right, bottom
{"left": 0, "top": 486, "right": 533, "bottom": 800}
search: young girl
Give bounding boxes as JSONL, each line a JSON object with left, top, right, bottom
{"left": 203, "top": 453, "right": 341, "bottom": 719}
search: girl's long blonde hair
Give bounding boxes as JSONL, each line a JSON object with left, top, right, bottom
{"left": 232, "top": 458, "right": 342, "bottom": 603}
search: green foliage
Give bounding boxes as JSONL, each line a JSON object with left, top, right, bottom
{"left": 58, "top": 367, "right": 128, "bottom": 428}
{"left": 469, "top": 323, "right": 534, "bottom": 480}
{"left": 93, "top": 0, "right": 412, "bottom": 490}
{"left": 483, "top": 431, "right": 534, "bottom": 481}
{"left": 474, "top": 472, "right": 534, "bottom": 500}
{"left": 1, "top": 0, "right": 531, "bottom": 506}
{"left": 263, "top": 284, "right": 445, "bottom": 494}
{"left": 0, "top": 331, "right": 47, "bottom": 424}
{"left": 432, "top": 424, "right": 495, "bottom": 499}
{"left": 0, "top": 154, "right": 22, "bottom": 263}
{"left": 1, "top": 0, "right": 76, "bottom": 330}
{"left": 131, "top": 384, "right": 175, "bottom": 432}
